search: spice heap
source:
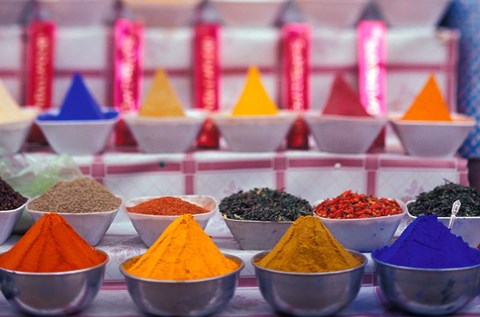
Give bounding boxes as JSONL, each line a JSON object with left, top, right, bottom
{"left": 231, "top": 66, "right": 279, "bottom": 116}
{"left": 322, "top": 74, "right": 371, "bottom": 117}
{"left": 28, "top": 177, "right": 121, "bottom": 213}
{"left": 126, "top": 196, "right": 208, "bottom": 215}
{"left": 373, "top": 215, "right": 480, "bottom": 268}
{"left": 124, "top": 214, "right": 238, "bottom": 280}
{"left": 138, "top": 69, "right": 186, "bottom": 118}
{"left": 0, "top": 213, "right": 105, "bottom": 272}
{"left": 0, "top": 80, "right": 37, "bottom": 123}
{"left": 408, "top": 181, "right": 480, "bottom": 217}
{"left": 219, "top": 188, "right": 312, "bottom": 221}
{"left": 401, "top": 75, "right": 452, "bottom": 122}
{"left": 314, "top": 190, "right": 403, "bottom": 219}
{"left": 256, "top": 216, "right": 362, "bottom": 273}
{"left": 0, "top": 177, "right": 27, "bottom": 211}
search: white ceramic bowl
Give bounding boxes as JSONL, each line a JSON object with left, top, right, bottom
{"left": 0, "top": 0, "right": 28, "bottom": 25}
{"left": 125, "top": 195, "right": 218, "bottom": 247}
{"left": 212, "top": 111, "right": 296, "bottom": 152}
{"left": 39, "top": 0, "right": 115, "bottom": 26}
{"left": 223, "top": 217, "right": 292, "bottom": 250}
{"left": 120, "top": 254, "right": 243, "bottom": 316}
{"left": 374, "top": 0, "right": 451, "bottom": 28}
{"left": 0, "top": 200, "right": 28, "bottom": 245}
{"left": 27, "top": 198, "right": 122, "bottom": 246}
{"left": 304, "top": 113, "right": 387, "bottom": 154}
{"left": 389, "top": 113, "right": 475, "bottom": 157}
{"left": 0, "top": 109, "right": 37, "bottom": 155}
{"left": 210, "top": 0, "right": 286, "bottom": 27}
{"left": 294, "top": 0, "right": 370, "bottom": 28}
{"left": 314, "top": 199, "right": 407, "bottom": 252}
{"left": 36, "top": 110, "right": 119, "bottom": 155}
{"left": 123, "top": 0, "right": 201, "bottom": 27}
{"left": 124, "top": 111, "right": 206, "bottom": 153}
{"left": 406, "top": 201, "right": 480, "bottom": 248}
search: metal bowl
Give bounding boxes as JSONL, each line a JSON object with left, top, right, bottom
{"left": 372, "top": 254, "right": 480, "bottom": 315}
{"left": 252, "top": 250, "right": 367, "bottom": 316}
{"left": 120, "top": 254, "right": 244, "bottom": 316}
{"left": 0, "top": 250, "right": 108, "bottom": 316}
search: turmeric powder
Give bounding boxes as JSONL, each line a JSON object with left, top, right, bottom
{"left": 256, "top": 216, "right": 362, "bottom": 273}
{"left": 0, "top": 213, "right": 106, "bottom": 272}
{"left": 402, "top": 75, "right": 452, "bottom": 121}
{"left": 124, "top": 214, "right": 238, "bottom": 280}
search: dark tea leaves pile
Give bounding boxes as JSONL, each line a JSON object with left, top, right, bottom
{"left": 219, "top": 187, "right": 313, "bottom": 221}
{"left": 408, "top": 181, "right": 480, "bottom": 217}
{"left": 0, "top": 177, "right": 27, "bottom": 211}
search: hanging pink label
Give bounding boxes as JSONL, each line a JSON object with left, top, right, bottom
{"left": 194, "top": 24, "right": 220, "bottom": 149}
{"left": 26, "top": 21, "right": 55, "bottom": 144}
{"left": 283, "top": 23, "right": 311, "bottom": 149}
{"left": 283, "top": 23, "right": 310, "bottom": 112}
{"left": 26, "top": 21, "right": 55, "bottom": 110}
{"left": 113, "top": 19, "right": 143, "bottom": 146}
{"left": 357, "top": 21, "right": 387, "bottom": 116}
{"left": 194, "top": 24, "right": 220, "bottom": 112}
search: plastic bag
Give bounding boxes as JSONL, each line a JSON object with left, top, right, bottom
{"left": 0, "top": 154, "right": 84, "bottom": 233}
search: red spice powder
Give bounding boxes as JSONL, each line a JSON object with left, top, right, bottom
{"left": 126, "top": 196, "right": 209, "bottom": 216}
{"left": 314, "top": 190, "right": 402, "bottom": 219}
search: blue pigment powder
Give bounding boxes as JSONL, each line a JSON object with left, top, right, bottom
{"left": 372, "top": 215, "right": 480, "bottom": 268}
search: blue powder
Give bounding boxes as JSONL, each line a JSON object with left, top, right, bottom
{"left": 372, "top": 215, "right": 480, "bottom": 268}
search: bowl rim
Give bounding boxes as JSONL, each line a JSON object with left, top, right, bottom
{"left": 388, "top": 113, "right": 475, "bottom": 127}
{"left": 0, "top": 199, "right": 29, "bottom": 214}
{"left": 313, "top": 198, "right": 407, "bottom": 222}
{"left": 119, "top": 253, "right": 245, "bottom": 283}
{"left": 123, "top": 110, "right": 207, "bottom": 123}
{"left": 252, "top": 249, "right": 368, "bottom": 275}
{"left": 303, "top": 112, "right": 388, "bottom": 123}
{"left": 0, "top": 249, "right": 109, "bottom": 276}
{"left": 221, "top": 215, "right": 295, "bottom": 224}
{"left": 124, "top": 195, "right": 218, "bottom": 218}
{"left": 26, "top": 195, "right": 123, "bottom": 216}
{"left": 211, "top": 110, "right": 298, "bottom": 120}
{"left": 35, "top": 108, "right": 120, "bottom": 125}
{"left": 405, "top": 199, "right": 480, "bottom": 219}
{"left": 371, "top": 252, "right": 480, "bottom": 272}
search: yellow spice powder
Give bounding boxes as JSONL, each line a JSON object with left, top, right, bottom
{"left": 256, "top": 216, "right": 362, "bottom": 273}
{"left": 125, "top": 214, "right": 238, "bottom": 280}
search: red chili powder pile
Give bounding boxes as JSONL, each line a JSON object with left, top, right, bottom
{"left": 126, "top": 196, "right": 209, "bottom": 216}
{"left": 0, "top": 213, "right": 105, "bottom": 272}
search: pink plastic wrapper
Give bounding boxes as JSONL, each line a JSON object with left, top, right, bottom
{"left": 113, "top": 19, "right": 143, "bottom": 146}
{"left": 282, "top": 23, "right": 311, "bottom": 149}
{"left": 194, "top": 23, "right": 220, "bottom": 149}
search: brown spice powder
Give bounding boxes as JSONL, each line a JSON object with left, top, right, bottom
{"left": 28, "top": 177, "right": 121, "bottom": 213}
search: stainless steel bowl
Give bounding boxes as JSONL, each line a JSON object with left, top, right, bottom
{"left": 120, "top": 254, "right": 244, "bottom": 316}
{"left": 372, "top": 254, "right": 480, "bottom": 315}
{"left": 0, "top": 250, "right": 108, "bottom": 316}
{"left": 252, "top": 250, "right": 367, "bottom": 316}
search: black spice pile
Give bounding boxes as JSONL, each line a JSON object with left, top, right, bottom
{"left": 0, "top": 177, "right": 27, "bottom": 211}
{"left": 28, "top": 177, "right": 122, "bottom": 213}
{"left": 219, "top": 187, "right": 313, "bottom": 221}
{"left": 408, "top": 181, "right": 480, "bottom": 217}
